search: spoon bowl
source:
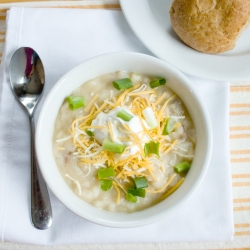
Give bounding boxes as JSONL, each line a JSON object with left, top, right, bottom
{"left": 9, "top": 47, "right": 52, "bottom": 230}
{"left": 9, "top": 47, "right": 44, "bottom": 113}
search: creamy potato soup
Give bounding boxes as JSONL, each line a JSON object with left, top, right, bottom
{"left": 53, "top": 71, "right": 196, "bottom": 212}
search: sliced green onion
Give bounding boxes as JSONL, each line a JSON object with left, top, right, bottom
{"left": 116, "top": 109, "right": 133, "bottom": 122}
{"left": 174, "top": 161, "right": 191, "bottom": 173}
{"left": 113, "top": 78, "right": 133, "bottom": 90}
{"left": 127, "top": 188, "right": 146, "bottom": 198}
{"left": 103, "top": 139, "right": 125, "bottom": 154}
{"left": 144, "top": 141, "right": 160, "bottom": 157}
{"left": 133, "top": 177, "right": 148, "bottom": 189}
{"left": 100, "top": 179, "right": 113, "bottom": 191}
{"left": 142, "top": 107, "right": 158, "bottom": 129}
{"left": 85, "top": 128, "right": 94, "bottom": 136}
{"left": 66, "top": 96, "right": 85, "bottom": 110}
{"left": 98, "top": 167, "right": 115, "bottom": 179}
{"left": 126, "top": 193, "right": 137, "bottom": 203}
{"left": 162, "top": 117, "right": 175, "bottom": 135}
{"left": 150, "top": 77, "right": 166, "bottom": 89}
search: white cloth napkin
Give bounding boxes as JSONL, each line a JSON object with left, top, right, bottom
{"left": 0, "top": 7, "right": 233, "bottom": 245}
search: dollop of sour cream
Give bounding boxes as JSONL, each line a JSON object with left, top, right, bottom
{"left": 91, "top": 106, "right": 149, "bottom": 156}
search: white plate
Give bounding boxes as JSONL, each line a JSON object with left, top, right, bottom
{"left": 120, "top": 0, "right": 250, "bottom": 81}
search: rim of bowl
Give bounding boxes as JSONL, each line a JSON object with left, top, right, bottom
{"left": 36, "top": 52, "right": 212, "bottom": 228}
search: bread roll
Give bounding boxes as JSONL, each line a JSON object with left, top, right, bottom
{"left": 169, "top": 0, "right": 250, "bottom": 54}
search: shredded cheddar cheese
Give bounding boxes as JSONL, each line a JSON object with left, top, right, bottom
{"left": 108, "top": 121, "right": 115, "bottom": 142}
{"left": 160, "top": 177, "right": 185, "bottom": 200}
{"left": 56, "top": 75, "right": 194, "bottom": 207}
{"left": 71, "top": 106, "right": 96, "bottom": 133}
{"left": 128, "top": 90, "right": 155, "bottom": 96}
{"left": 174, "top": 122, "right": 181, "bottom": 130}
{"left": 84, "top": 94, "right": 99, "bottom": 112}
{"left": 154, "top": 92, "right": 167, "bottom": 106}
{"left": 157, "top": 95, "right": 176, "bottom": 122}
{"left": 146, "top": 174, "right": 177, "bottom": 193}
{"left": 162, "top": 140, "right": 178, "bottom": 155}
{"left": 113, "top": 182, "right": 121, "bottom": 204}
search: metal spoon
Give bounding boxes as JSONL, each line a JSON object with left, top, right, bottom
{"left": 9, "top": 47, "right": 52, "bottom": 230}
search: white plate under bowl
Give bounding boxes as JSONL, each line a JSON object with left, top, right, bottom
{"left": 36, "top": 52, "right": 212, "bottom": 228}
{"left": 120, "top": 0, "right": 250, "bottom": 81}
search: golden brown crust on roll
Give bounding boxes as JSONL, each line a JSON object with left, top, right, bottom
{"left": 169, "top": 0, "right": 250, "bottom": 54}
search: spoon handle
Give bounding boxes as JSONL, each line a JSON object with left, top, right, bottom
{"left": 30, "top": 115, "right": 52, "bottom": 230}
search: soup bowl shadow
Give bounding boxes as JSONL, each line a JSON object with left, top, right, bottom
{"left": 36, "top": 52, "right": 212, "bottom": 228}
